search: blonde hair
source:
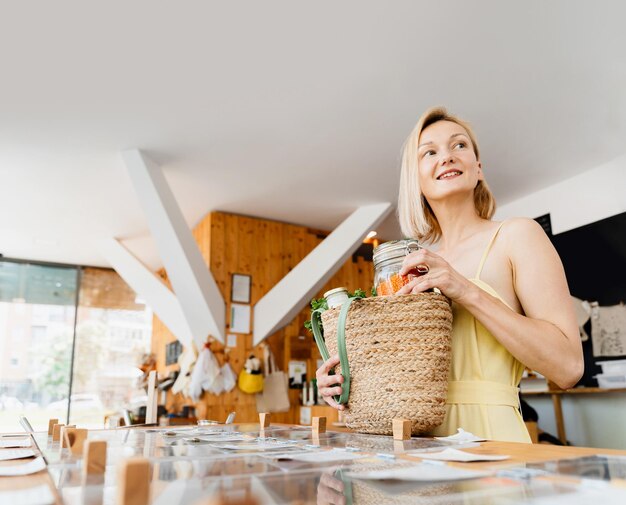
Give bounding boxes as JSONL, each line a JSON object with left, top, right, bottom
{"left": 397, "top": 106, "right": 496, "bottom": 243}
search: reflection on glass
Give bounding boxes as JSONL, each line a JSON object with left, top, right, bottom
{"left": 70, "top": 267, "right": 152, "bottom": 428}
{"left": 317, "top": 470, "right": 350, "bottom": 505}
{"left": 0, "top": 260, "right": 152, "bottom": 432}
{"left": 0, "top": 260, "right": 78, "bottom": 432}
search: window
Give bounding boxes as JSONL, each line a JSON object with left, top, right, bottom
{"left": 30, "top": 325, "right": 47, "bottom": 344}
{"left": 0, "top": 260, "right": 152, "bottom": 432}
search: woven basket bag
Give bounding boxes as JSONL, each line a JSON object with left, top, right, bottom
{"left": 330, "top": 463, "right": 455, "bottom": 505}
{"left": 312, "top": 293, "right": 453, "bottom": 435}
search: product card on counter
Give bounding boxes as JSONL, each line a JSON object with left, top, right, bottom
{"left": 0, "top": 457, "right": 46, "bottom": 476}
{"left": 346, "top": 462, "right": 491, "bottom": 482}
{"left": 0, "top": 437, "right": 32, "bottom": 448}
{"left": 411, "top": 448, "right": 509, "bottom": 462}
{"left": 265, "top": 448, "right": 369, "bottom": 463}
{"left": 0, "top": 449, "right": 36, "bottom": 461}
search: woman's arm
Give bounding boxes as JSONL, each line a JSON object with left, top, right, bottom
{"left": 398, "top": 219, "right": 583, "bottom": 389}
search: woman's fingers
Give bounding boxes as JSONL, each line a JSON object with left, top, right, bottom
{"left": 411, "top": 274, "right": 435, "bottom": 294}
{"left": 399, "top": 248, "right": 436, "bottom": 276}
{"left": 321, "top": 386, "right": 343, "bottom": 397}
{"left": 316, "top": 354, "right": 346, "bottom": 410}
{"left": 322, "top": 394, "right": 345, "bottom": 411}
{"left": 318, "top": 473, "right": 347, "bottom": 505}
{"left": 397, "top": 272, "right": 438, "bottom": 295}
{"left": 396, "top": 277, "right": 420, "bottom": 294}
{"left": 320, "top": 472, "right": 345, "bottom": 493}
{"left": 317, "top": 354, "right": 340, "bottom": 375}
{"left": 316, "top": 355, "right": 343, "bottom": 388}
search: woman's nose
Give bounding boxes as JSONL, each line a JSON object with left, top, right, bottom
{"left": 441, "top": 152, "right": 455, "bottom": 165}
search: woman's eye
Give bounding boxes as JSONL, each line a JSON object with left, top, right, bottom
{"left": 454, "top": 142, "right": 466, "bottom": 149}
{"left": 423, "top": 149, "right": 435, "bottom": 157}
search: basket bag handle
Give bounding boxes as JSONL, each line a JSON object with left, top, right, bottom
{"left": 311, "top": 295, "right": 363, "bottom": 405}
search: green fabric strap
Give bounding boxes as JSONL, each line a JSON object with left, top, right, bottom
{"left": 333, "top": 469, "right": 354, "bottom": 505}
{"left": 311, "top": 295, "right": 363, "bottom": 405}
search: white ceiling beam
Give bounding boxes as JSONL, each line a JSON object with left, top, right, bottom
{"left": 253, "top": 203, "right": 392, "bottom": 345}
{"left": 121, "top": 149, "right": 225, "bottom": 346}
{"left": 99, "top": 238, "right": 194, "bottom": 348}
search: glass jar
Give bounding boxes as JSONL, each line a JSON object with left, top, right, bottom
{"left": 324, "top": 287, "right": 349, "bottom": 308}
{"left": 373, "top": 239, "right": 423, "bottom": 295}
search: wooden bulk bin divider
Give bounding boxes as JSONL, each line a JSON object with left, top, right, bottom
{"left": 59, "top": 425, "right": 76, "bottom": 448}
{"left": 312, "top": 416, "right": 327, "bottom": 435}
{"left": 392, "top": 418, "right": 411, "bottom": 440}
{"left": 64, "top": 428, "right": 88, "bottom": 455}
{"left": 83, "top": 440, "right": 107, "bottom": 476}
{"left": 259, "top": 412, "right": 271, "bottom": 428}
{"left": 48, "top": 419, "right": 58, "bottom": 436}
{"left": 117, "top": 457, "right": 151, "bottom": 505}
{"left": 52, "top": 423, "right": 65, "bottom": 442}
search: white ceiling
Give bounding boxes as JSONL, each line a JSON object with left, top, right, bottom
{"left": 0, "top": 1, "right": 624, "bottom": 271}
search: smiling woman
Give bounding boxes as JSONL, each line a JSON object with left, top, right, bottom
{"left": 396, "top": 107, "right": 583, "bottom": 441}
{"left": 316, "top": 107, "right": 584, "bottom": 443}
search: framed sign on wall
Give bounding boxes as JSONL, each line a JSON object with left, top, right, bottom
{"left": 231, "top": 273, "right": 251, "bottom": 304}
{"left": 165, "top": 340, "right": 183, "bottom": 366}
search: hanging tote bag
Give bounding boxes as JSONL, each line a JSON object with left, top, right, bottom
{"left": 312, "top": 293, "right": 453, "bottom": 435}
{"left": 221, "top": 362, "right": 237, "bottom": 393}
{"left": 238, "top": 354, "right": 264, "bottom": 394}
{"left": 256, "top": 344, "right": 291, "bottom": 413}
{"left": 238, "top": 369, "right": 263, "bottom": 394}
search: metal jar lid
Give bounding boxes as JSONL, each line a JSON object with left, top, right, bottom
{"left": 373, "top": 239, "right": 420, "bottom": 269}
{"left": 324, "top": 287, "right": 348, "bottom": 298}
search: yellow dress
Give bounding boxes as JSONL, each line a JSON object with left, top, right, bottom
{"left": 429, "top": 223, "right": 531, "bottom": 443}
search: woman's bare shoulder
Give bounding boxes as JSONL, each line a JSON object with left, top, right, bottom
{"left": 498, "top": 217, "right": 555, "bottom": 262}
{"left": 499, "top": 217, "right": 546, "bottom": 241}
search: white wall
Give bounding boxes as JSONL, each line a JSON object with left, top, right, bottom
{"left": 525, "top": 393, "right": 626, "bottom": 449}
{"left": 498, "top": 154, "right": 626, "bottom": 449}
{"left": 495, "top": 154, "right": 626, "bottom": 232}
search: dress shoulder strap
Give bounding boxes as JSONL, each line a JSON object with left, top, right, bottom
{"left": 475, "top": 221, "right": 506, "bottom": 280}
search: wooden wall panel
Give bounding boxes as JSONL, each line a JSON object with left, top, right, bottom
{"left": 152, "top": 211, "right": 375, "bottom": 424}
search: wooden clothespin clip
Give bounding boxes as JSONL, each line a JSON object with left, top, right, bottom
{"left": 60, "top": 425, "right": 76, "bottom": 448}
{"left": 312, "top": 416, "right": 327, "bottom": 435}
{"left": 64, "top": 428, "right": 88, "bottom": 455}
{"left": 48, "top": 418, "right": 59, "bottom": 436}
{"left": 259, "top": 412, "right": 271, "bottom": 428}
{"left": 83, "top": 440, "right": 107, "bottom": 476}
{"left": 117, "top": 457, "right": 151, "bottom": 505}
{"left": 52, "top": 423, "right": 65, "bottom": 442}
{"left": 392, "top": 418, "right": 411, "bottom": 441}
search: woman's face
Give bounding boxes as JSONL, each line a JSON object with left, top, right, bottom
{"left": 417, "top": 120, "right": 483, "bottom": 202}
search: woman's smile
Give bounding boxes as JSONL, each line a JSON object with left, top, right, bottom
{"left": 437, "top": 169, "right": 463, "bottom": 180}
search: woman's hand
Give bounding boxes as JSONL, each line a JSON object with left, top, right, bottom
{"left": 317, "top": 470, "right": 347, "bottom": 505}
{"left": 315, "top": 354, "right": 345, "bottom": 411}
{"left": 396, "top": 248, "right": 476, "bottom": 304}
